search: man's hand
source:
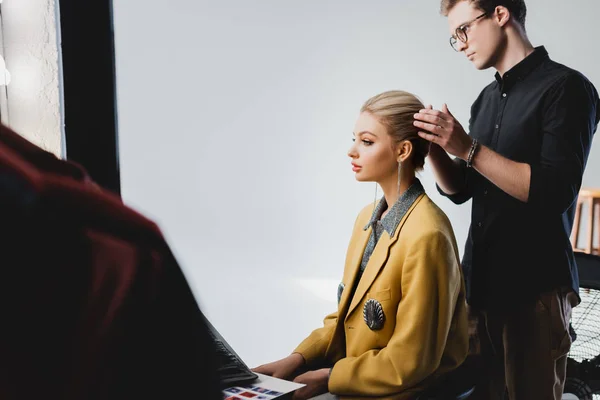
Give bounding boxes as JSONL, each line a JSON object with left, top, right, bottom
{"left": 413, "top": 103, "right": 473, "bottom": 160}
{"left": 415, "top": 103, "right": 531, "bottom": 202}
{"left": 292, "top": 368, "right": 330, "bottom": 400}
{"left": 252, "top": 353, "right": 305, "bottom": 380}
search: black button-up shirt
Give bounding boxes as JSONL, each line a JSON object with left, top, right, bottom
{"left": 438, "top": 46, "right": 600, "bottom": 311}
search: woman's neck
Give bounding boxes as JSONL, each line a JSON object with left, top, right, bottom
{"left": 379, "top": 169, "right": 416, "bottom": 215}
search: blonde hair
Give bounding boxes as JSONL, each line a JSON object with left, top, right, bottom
{"left": 361, "top": 90, "right": 430, "bottom": 170}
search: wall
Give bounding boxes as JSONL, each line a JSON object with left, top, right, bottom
{"left": 1, "top": 0, "right": 62, "bottom": 157}
{"left": 112, "top": 0, "right": 600, "bottom": 368}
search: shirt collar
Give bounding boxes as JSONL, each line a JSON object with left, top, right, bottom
{"left": 494, "top": 46, "right": 549, "bottom": 91}
{"left": 363, "top": 179, "right": 424, "bottom": 237}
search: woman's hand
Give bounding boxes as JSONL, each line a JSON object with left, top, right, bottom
{"left": 252, "top": 352, "right": 305, "bottom": 380}
{"left": 292, "top": 368, "right": 330, "bottom": 400}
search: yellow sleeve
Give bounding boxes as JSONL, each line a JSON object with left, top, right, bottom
{"left": 328, "top": 230, "right": 464, "bottom": 396}
{"left": 293, "top": 310, "right": 338, "bottom": 365}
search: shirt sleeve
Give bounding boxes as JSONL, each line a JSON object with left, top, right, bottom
{"left": 437, "top": 97, "right": 483, "bottom": 205}
{"left": 528, "top": 72, "right": 599, "bottom": 214}
{"left": 436, "top": 158, "right": 473, "bottom": 205}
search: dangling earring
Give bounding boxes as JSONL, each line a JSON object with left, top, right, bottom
{"left": 397, "top": 160, "right": 402, "bottom": 200}
{"left": 373, "top": 183, "right": 379, "bottom": 210}
{"left": 391, "top": 160, "right": 402, "bottom": 234}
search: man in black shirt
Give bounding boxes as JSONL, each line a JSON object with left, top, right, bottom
{"left": 413, "top": 0, "right": 600, "bottom": 399}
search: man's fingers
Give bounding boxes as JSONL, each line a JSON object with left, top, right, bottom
{"left": 413, "top": 113, "right": 449, "bottom": 128}
{"left": 418, "top": 108, "right": 444, "bottom": 117}
{"left": 413, "top": 120, "right": 444, "bottom": 135}
{"left": 418, "top": 131, "right": 439, "bottom": 144}
{"left": 418, "top": 108, "right": 451, "bottom": 122}
{"left": 442, "top": 103, "right": 455, "bottom": 118}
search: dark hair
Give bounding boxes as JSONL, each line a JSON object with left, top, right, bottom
{"left": 440, "top": 0, "right": 527, "bottom": 28}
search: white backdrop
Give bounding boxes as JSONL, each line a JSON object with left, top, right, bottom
{"left": 112, "top": 0, "right": 600, "bottom": 368}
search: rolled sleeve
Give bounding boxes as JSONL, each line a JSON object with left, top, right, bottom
{"left": 436, "top": 158, "right": 473, "bottom": 205}
{"left": 528, "top": 72, "right": 599, "bottom": 214}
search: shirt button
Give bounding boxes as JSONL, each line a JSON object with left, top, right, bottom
{"left": 502, "top": 93, "right": 507, "bottom": 98}
{"left": 484, "top": 190, "right": 488, "bottom": 195}
{"left": 495, "top": 124, "right": 499, "bottom": 129}
{"left": 477, "top": 222, "right": 482, "bottom": 227}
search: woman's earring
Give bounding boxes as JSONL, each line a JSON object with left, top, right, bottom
{"left": 373, "top": 183, "right": 379, "bottom": 210}
{"left": 397, "top": 160, "right": 402, "bottom": 199}
{"left": 392, "top": 160, "right": 402, "bottom": 233}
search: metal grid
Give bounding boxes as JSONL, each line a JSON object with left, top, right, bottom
{"left": 570, "top": 288, "right": 600, "bottom": 363}
{"left": 569, "top": 288, "right": 600, "bottom": 399}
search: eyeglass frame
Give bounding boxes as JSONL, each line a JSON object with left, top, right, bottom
{"left": 449, "top": 12, "right": 487, "bottom": 52}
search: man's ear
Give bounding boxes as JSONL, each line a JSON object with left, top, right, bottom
{"left": 494, "top": 6, "right": 511, "bottom": 27}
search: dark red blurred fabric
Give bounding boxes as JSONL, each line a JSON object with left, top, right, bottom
{"left": 0, "top": 124, "right": 220, "bottom": 400}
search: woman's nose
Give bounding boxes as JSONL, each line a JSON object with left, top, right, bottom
{"left": 348, "top": 145, "right": 358, "bottom": 158}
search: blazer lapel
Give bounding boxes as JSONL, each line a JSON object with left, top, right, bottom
{"left": 346, "top": 194, "right": 425, "bottom": 319}
{"left": 323, "top": 225, "right": 371, "bottom": 361}
{"left": 337, "top": 226, "right": 370, "bottom": 315}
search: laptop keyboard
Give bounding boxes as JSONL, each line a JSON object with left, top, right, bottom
{"left": 215, "top": 341, "right": 246, "bottom": 371}
{"left": 209, "top": 333, "right": 258, "bottom": 388}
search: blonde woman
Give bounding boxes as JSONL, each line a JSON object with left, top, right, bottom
{"left": 254, "top": 91, "right": 469, "bottom": 399}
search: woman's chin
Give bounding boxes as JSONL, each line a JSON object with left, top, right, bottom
{"left": 354, "top": 173, "right": 371, "bottom": 182}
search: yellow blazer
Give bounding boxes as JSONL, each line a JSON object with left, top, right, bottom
{"left": 294, "top": 193, "right": 469, "bottom": 399}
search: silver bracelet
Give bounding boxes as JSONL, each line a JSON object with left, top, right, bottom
{"left": 466, "top": 139, "right": 479, "bottom": 168}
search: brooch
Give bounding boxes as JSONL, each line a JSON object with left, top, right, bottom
{"left": 363, "top": 299, "right": 385, "bottom": 330}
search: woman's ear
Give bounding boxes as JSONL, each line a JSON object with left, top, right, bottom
{"left": 396, "top": 140, "right": 413, "bottom": 163}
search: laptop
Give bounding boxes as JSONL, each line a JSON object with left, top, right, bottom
{"left": 203, "top": 315, "right": 259, "bottom": 388}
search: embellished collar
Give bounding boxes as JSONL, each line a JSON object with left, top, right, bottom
{"left": 363, "top": 179, "right": 424, "bottom": 237}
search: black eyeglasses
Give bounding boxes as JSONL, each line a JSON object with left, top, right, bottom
{"left": 449, "top": 12, "right": 487, "bottom": 52}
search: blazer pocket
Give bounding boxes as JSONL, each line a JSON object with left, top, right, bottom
{"left": 367, "top": 288, "right": 391, "bottom": 302}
